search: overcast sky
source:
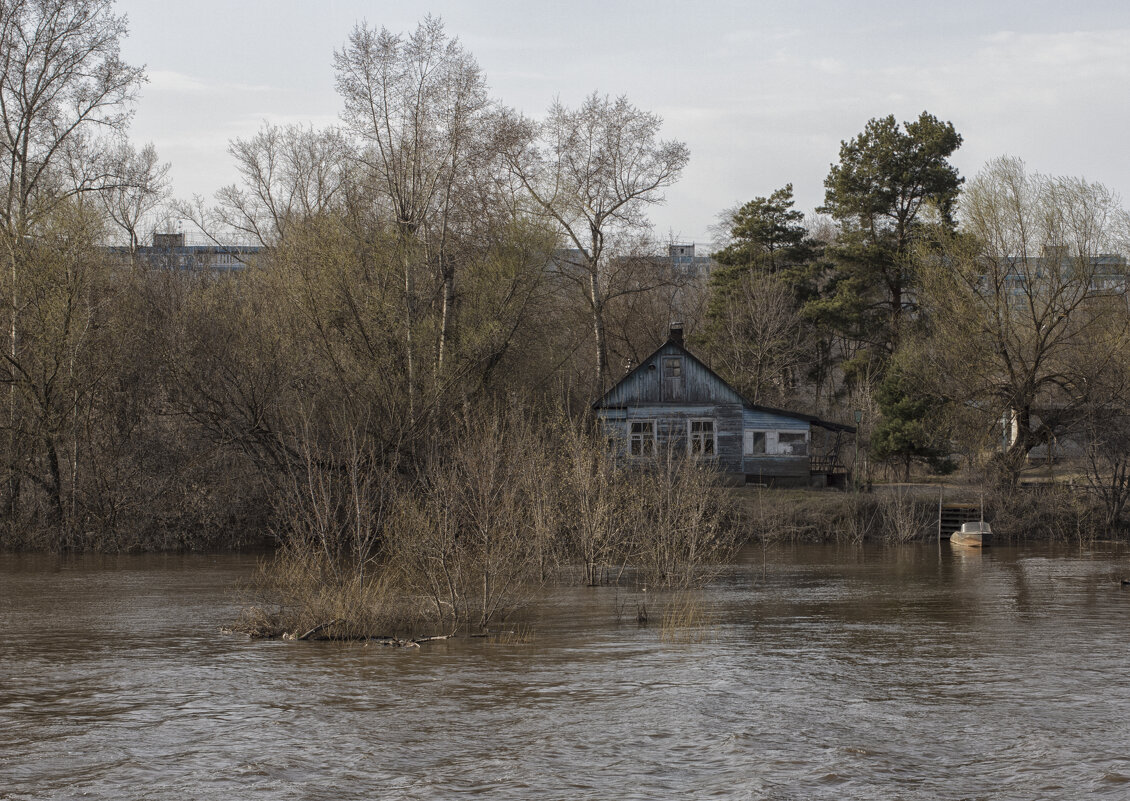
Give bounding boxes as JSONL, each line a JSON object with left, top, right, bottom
{"left": 115, "top": 0, "right": 1130, "bottom": 247}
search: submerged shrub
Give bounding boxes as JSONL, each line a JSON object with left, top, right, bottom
{"left": 237, "top": 404, "right": 749, "bottom": 638}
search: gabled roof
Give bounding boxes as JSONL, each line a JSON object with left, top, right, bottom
{"left": 593, "top": 334, "right": 855, "bottom": 434}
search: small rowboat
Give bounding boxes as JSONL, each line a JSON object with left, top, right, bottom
{"left": 950, "top": 521, "right": 991, "bottom": 547}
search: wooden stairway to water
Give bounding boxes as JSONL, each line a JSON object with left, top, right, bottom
{"left": 939, "top": 503, "right": 985, "bottom": 534}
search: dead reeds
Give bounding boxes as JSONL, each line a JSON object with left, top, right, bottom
{"left": 659, "top": 591, "right": 714, "bottom": 644}
{"left": 237, "top": 404, "right": 748, "bottom": 640}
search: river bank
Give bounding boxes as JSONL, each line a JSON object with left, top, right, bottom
{"left": 3, "top": 479, "right": 1120, "bottom": 557}
{"left": 737, "top": 480, "right": 1126, "bottom": 544}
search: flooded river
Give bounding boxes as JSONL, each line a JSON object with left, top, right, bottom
{"left": 3, "top": 543, "right": 1130, "bottom": 800}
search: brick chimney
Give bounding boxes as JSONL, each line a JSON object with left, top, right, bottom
{"left": 668, "top": 322, "right": 684, "bottom": 347}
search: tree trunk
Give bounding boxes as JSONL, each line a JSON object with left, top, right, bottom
{"left": 438, "top": 258, "right": 456, "bottom": 374}
{"left": 890, "top": 280, "right": 903, "bottom": 351}
{"left": 589, "top": 268, "right": 609, "bottom": 392}
{"left": 6, "top": 244, "right": 20, "bottom": 522}
{"left": 46, "top": 434, "right": 65, "bottom": 529}
{"left": 401, "top": 239, "right": 417, "bottom": 427}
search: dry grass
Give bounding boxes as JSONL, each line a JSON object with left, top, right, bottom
{"left": 734, "top": 487, "right": 856, "bottom": 542}
{"left": 877, "top": 489, "right": 932, "bottom": 542}
{"left": 232, "top": 549, "right": 425, "bottom": 640}
{"left": 229, "top": 604, "right": 287, "bottom": 638}
{"left": 659, "top": 592, "right": 714, "bottom": 644}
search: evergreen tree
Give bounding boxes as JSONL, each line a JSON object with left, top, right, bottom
{"left": 707, "top": 185, "right": 821, "bottom": 318}
{"left": 714, "top": 185, "right": 814, "bottom": 272}
{"left": 815, "top": 112, "right": 963, "bottom": 365}
{"left": 699, "top": 185, "right": 827, "bottom": 405}
{"left": 871, "top": 363, "right": 954, "bottom": 481}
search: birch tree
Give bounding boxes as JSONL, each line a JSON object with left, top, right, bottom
{"left": 334, "top": 16, "right": 490, "bottom": 413}
{"left": 0, "top": 0, "right": 144, "bottom": 519}
{"left": 499, "top": 93, "right": 689, "bottom": 391}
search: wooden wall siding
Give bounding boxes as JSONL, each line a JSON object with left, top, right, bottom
{"left": 600, "top": 344, "right": 746, "bottom": 407}
{"left": 742, "top": 455, "right": 809, "bottom": 478}
{"left": 742, "top": 408, "right": 809, "bottom": 431}
{"left": 613, "top": 403, "right": 745, "bottom": 474}
{"left": 713, "top": 404, "right": 744, "bottom": 474}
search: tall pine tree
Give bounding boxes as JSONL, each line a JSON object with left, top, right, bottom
{"left": 815, "top": 112, "right": 962, "bottom": 365}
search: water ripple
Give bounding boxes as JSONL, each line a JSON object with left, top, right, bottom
{"left": 3, "top": 545, "right": 1130, "bottom": 799}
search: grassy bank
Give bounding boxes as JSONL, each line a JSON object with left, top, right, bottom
{"left": 734, "top": 481, "right": 1125, "bottom": 544}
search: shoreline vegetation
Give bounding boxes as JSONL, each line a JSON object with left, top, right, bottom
{"left": 229, "top": 407, "right": 746, "bottom": 642}
{"left": 223, "top": 447, "right": 1123, "bottom": 643}
{"left": 4, "top": 2, "right": 1130, "bottom": 646}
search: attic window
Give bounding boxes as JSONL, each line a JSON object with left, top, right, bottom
{"left": 663, "top": 357, "right": 682, "bottom": 379}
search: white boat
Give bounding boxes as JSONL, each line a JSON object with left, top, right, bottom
{"left": 950, "top": 521, "right": 991, "bottom": 547}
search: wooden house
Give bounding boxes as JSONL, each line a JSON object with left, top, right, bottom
{"left": 593, "top": 325, "right": 855, "bottom": 487}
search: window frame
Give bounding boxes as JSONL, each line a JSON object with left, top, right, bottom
{"left": 743, "top": 429, "right": 767, "bottom": 456}
{"left": 743, "top": 429, "right": 808, "bottom": 456}
{"left": 629, "top": 419, "right": 657, "bottom": 458}
{"left": 776, "top": 431, "right": 809, "bottom": 456}
{"left": 688, "top": 418, "right": 717, "bottom": 458}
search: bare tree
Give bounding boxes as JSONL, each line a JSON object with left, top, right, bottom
{"left": 0, "top": 0, "right": 144, "bottom": 236}
{"left": 215, "top": 122, "right": 349, "bottom": 246}
{"left": 391, "top": 404, "right": 549, "bottom": 633}
{"left": 0, "top": 0, "right": 144, "bottom": 519}
{"left": 1081, "top": 392, "right": 1130, "bottom": 530}
{"left": 498, "top": 93, "right": 690, "bottom": 391}
{"left": 100, "top": 140, "right": 170, "bottom": 256}
{"left": 922, "top": 157, "right": 1130, "bottom": 484}
{"left": 334, "top": 15, "right": 491, "bottom": 410}
{"left": 634, "top": 452, "right": 741, "bottom": 588}
{"left": 703, "top": 272, "right": 806, "bottom": 405}
{"left": 559, "top": 419, "right": 629, "bottom": 586}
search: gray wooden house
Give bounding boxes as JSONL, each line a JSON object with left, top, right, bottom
{"left": 593, "top": 325, "right": 855, "bottom": 487}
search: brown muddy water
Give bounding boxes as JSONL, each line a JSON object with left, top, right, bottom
{"left": 3, "top": 544, "right": 1130, "bottom": 800}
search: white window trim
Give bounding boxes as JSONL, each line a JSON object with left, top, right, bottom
{"left": 688, "top": 418, "right": 717, "bottom": 458}
{"left": 743, "top": 429, "right": 765, "bottom": 456}
{"left": 744, "top": 429, "right": 808, "bottom": 456}
{"left": 629, "top": 419, "right": 657, "bottom": 458}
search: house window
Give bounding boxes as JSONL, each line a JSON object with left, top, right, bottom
{"left": 663, "top": 357, "right": 682, "bottom": 378}
{"left": 744, "top": 430, "right": 807, "bottom": 456}
{"left": 744, "top": 430, "right": 766, "bottom": 455}
{"left": 777, "top": 432, "right": 808, "bottom": 456}
{"left": 629, "top": 420, "right": 656, "bottom": 457}
{"left": 689, "top": 419, "right": 716, "bottom": 457}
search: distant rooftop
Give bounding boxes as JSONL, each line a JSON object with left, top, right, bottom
{"left": 149, "top": 232, "right": 261, "bottom": 249}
